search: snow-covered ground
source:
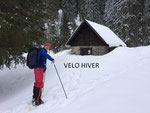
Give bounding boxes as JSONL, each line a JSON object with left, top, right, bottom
{"left": 0, "top": 46, "right": 150, "bottom": 113}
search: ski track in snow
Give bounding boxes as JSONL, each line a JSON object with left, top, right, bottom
{"left": 0, "top": 46, "right": 150, "bottom": 113}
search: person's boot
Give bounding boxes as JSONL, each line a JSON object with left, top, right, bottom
{"left": 34, "top": 87, "right": 43, "bottom": 106}
{"left": 39, "top": 93, "right": 44, "bottom": 104}
{"left": 32, "top": 86, "right": 37, "bottom": 104}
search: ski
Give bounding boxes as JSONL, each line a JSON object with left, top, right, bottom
{"left": 28, "top": 107, "right": 37, "bottom": 111}
{"left": 28, "top": 100, "right": 47, "bottom": 111}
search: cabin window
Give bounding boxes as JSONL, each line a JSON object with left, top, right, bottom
{"left": 80, "top": 48, "right": 92, "bottom": 55}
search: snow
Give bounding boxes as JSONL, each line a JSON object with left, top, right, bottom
{"left": 55, "top": 9, "right": 63, "bottom": 36}
{"left": 0, "top": 64, "right": 33, "bottom": 102}
{"left": 44, "top": 23, "right": 48, "bottom": 29}
{"left": 75, "top": 14, "right": 81, "bottom": 26}
{"left": 86, "top": 20, "right": 127, "bottom": 47}
{"left": 1, "top": 46, "right": 150, "bottom": 113}
{"left": 58, "top": 9, "right": 62, "bottom": 15}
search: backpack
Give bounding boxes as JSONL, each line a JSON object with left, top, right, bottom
{"left": 26, "top": 47, "right": 39, "bottom": 69}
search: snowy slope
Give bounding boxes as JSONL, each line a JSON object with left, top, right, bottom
{"left": 0, "top": 46, "right": 150, "bottom": 113}
{"left": 0, "top": 64, "right": 33, "bottom": 102}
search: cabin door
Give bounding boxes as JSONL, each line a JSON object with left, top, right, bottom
{"left": 80, "top": 48, "right": 92, "bottom": 55}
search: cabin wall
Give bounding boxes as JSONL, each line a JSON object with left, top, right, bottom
{"left": 109, "top": 47, "right": 116, "bottom": 52}
{"left": 71, "top": 46, "right": 109, "bottom": 55}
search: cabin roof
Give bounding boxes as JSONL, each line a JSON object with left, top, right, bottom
{"left": 66, "top": 19, "right": 126, "bottom": 47}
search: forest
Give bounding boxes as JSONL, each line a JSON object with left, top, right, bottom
{"left": 0, "top": 0, "right": 149, "bottom": 69}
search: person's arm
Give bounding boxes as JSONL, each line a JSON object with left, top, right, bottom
{"left": 41, "top": 49, "right": 54, "bottom": 61}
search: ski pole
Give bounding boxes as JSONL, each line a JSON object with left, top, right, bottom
{"left": 53, "top": 63, "right": 68, "bottom": 99}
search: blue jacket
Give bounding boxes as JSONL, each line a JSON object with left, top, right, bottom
{"left": 36, "top": 48, "right": 54, "bottom": 69}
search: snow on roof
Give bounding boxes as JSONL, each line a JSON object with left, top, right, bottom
{"left": 86, "top": 20, "right": 126, "bottom": 47}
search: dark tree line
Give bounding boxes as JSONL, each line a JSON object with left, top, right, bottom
{"left": 0, "top": 0, "right": 50, "bottom": 69}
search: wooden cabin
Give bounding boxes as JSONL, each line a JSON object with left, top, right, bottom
{"left": 66, "top": 19, "right": 126, "bottom": 55}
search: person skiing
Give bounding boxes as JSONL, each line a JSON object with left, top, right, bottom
{"left": 32, "top": 42, "right": 55, "bottom": 106}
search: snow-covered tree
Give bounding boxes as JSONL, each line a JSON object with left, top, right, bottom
{"left": 104, "top": 0, "right": 149, "bottom": 47}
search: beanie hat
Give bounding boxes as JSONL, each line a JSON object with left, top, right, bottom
{"left": 44, "top": 42, "right": 52, "bottom": 46}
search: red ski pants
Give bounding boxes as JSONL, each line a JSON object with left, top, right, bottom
{"left": 34, "top": 68, "right": 44, "bottom": 88}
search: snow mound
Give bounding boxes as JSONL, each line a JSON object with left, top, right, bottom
{"left": 0, "top": 46, "right": 150, "bottom": 113}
